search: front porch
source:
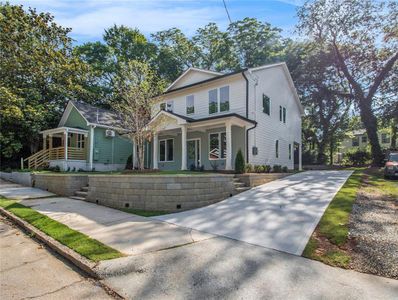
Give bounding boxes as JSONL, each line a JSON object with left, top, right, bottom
{"left": 148, "top": 111, "right": 256, "bottom": 171}
{"left": 25, "top": 127, "right": 88, "bottom": 170}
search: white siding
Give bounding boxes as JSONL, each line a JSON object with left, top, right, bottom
{"left": 247, "top": 66, "right": 302, "bottom": 169}
{"left": 161, "top": 75, "right": 246, "bottom": 119}
{"left": 171, "top": 70, "right": 219, "bottom": 90}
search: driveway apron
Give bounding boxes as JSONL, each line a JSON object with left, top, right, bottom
{"left": 154, "top": 170, "right": 353, "bottom": 255}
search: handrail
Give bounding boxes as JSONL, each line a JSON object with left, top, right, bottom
{"left": 24, "top": 146, "right": 86, "bottom": 169}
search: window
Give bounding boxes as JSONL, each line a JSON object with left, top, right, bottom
{"left": 209, "top": 86, "right": 230, "bottom": 114}
{"left": 186, "top": 95, "right": 194, "bottom": 114}
{"left": 289, "top": 143, "right": 291, "bottom": 160}
{"left": 159, "top": 139, "right": 174, "bottom": 162}
{"left": 160, "top": 102, "right": 166, "bottom": 110}
{"left": 352, "top": 137, "right": 359, "bottom": 147}
{"left": 77, "top": 134, "right": 85, "bottom": 149}
{"left": 209, "top": 132, "right": 226, "bottom": 159}
{"left": 263, "top": 94, "right": 270, "bottom": 115}
{"left": 166, "top": 100, "right": 174, "bottom": 112}
{"left": 361, "top": 136, "right": 367, "bottom": 143}
{"left": 283, "top": 107, "right": 286, "bottom": 123}
{"left": 279, "top": 106, "right": 282, "bottom": 121}
{"left": 209, "top": 89, "right": 218, "bottom": 114}
{"left": 275, "top": 140, "right": 279, "bottom": 158}
{"left": 220, "top": 86, "right": 230, "bottom": 112}
{"left": 381, "top": 133, "right": 390, "bottom": 144}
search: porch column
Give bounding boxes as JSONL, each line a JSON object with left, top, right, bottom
{"left": 225, "top": 121, "right": 232, "bottom": 170}
{"left": 132, "top": 138, "right": 138, "bottom": 169}
{"left": 181, "top": 125, "right": 187, "bottom": 170}
{"left": 89, "top": 126, "right": 94, "bottom": 171}
{"left": 49, "top": 135, "right": 53, "bottom": 150}
{"left": 153, "top": 133, "right": 159, "bottom": 169}
{"left": 299, "top": 142, "right": 302, "bottom": 171}
{"left": 64, "top": 129, "right": 69, "bottom": 170}
{"left": 42, "top": 134, "right": 47, "bottom": 150}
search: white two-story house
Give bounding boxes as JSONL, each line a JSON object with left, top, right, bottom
{"left": 147, "top": 62, "right": 304, "bottom": 171}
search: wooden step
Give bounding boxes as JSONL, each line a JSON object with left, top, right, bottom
{"left": 70, "top": 196, "right": 86, "bottom": 201}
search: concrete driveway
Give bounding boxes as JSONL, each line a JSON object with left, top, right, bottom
{"left": 0, "top": 180, "right": 55, "bottom": 200}
{"left": 154, "top": 170, "right": 353, "bottom": 255}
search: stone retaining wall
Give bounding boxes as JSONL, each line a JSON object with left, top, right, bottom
{"left": 0, "top": 172, "right": 33, "bottom": 186}
{"left": 87, "top": 175, "right": 235, "bottom": 212}
{"left": 33, "top": 174, "right": 88, "bottom": 196}
{"left": 235, "top": 173, "right": 290, "bottom": 187}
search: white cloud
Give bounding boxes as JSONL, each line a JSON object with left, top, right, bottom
{"left": 10, "top": 0, "right": 228, "bottom": 40}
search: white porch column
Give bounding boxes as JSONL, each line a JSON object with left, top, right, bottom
{"left": 64, "top": 129, "right": 69, "bottom": 170}
{"left": 181, "top": 125, "right": 187, "bottom": 170}
{"left": 89, "top": 126, "right": 94, "bottom": 171}
{"left": 299, "top": 142, "right": 302, "bottom": 171}
{"left": 49, "top": 135, "right": 53, "bottom": 150}
{"left": 225, "top": 121, "right": 232, "bottom": 170}
{"left": 42, "top": 134, "right": 47, "bottom": 150}
{"left": 153, "top": 133, "right": 159, "bottom": 169}
{"left": 132, "top": 139, "right": 138, "bottom": 169}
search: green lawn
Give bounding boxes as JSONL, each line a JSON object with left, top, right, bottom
{"left": 120, "top": 208, "right": 170, "bottom": 217}
{"left": 302, "top": 170, "right": 363, "bottom": 267}
{"left": 0, "top": 197, "right": 123, "bottom": 261}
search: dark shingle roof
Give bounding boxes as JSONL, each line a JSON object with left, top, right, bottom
{"left": 70, "top": 101, "right": 123, "bottom": 128}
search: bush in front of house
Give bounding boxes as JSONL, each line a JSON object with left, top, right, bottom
{"left": 235, "top": 149, "right": 245, "bottom": 174}
{"left": 272, "top": 165, "right": 282, "bottom": 173}
{"left": 254, "top": 165, "right": 263, "bottom": 173}
{"left": 263, "top": 165, "right": 272, "bottom": 173}
{"left": 282, "top": 166, "right": 288, "bottom": 173}
{"left": 125, "top": 154, "right": 133, "bottom": 170}
{"left": 345, "top": 150, "right": 371, "bottom": 166}
{"left": 245, "top": 163, "right": 253, "bottom": 173}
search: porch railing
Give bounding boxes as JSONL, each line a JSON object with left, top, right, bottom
{"left": 24, "top": 147, "right": 86, "bottom": 169}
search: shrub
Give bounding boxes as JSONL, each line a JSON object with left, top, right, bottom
{"left": 282, "top": 166, "right": 288, "bottom": 173}
{"left": 189, "top": 164, "right": 196, "bottom": 171}
{"left": 210, "top": 161, "right": 219, "bottom": 171}
{"left": 345, "top": 150, "right": 371, "bottom": 166}
{"left": 254, "top": 165, "right": 263, "bottom": 173}
{"left": 199, "top": 165, "right": 205, "bottom": 172}
{"left": 125, "top": 154, "right": 133, "bottom": 169}
{"left": 264, "top": 165, "right": 272, "bottom": 173}
{"left": 245, "top": 164, "right": 253, "bottom": 173}
{"left": 273, "top": 165, "right": 282, "bottom": 173}
{"left": 235, "top": 149, "right": 245, "bottom": 174}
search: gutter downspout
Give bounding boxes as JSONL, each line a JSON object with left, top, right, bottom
{"left": 242, "top": 71, "right": 257, "bottom": 163}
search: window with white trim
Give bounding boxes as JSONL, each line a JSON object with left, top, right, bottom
{"left": 209, "top": 86, "right": 230, "bottom": 114}
{"left": 209, "top": 132, "right": 226, "bottom": 160}
{"left": 186, "top": 95, "right": 194, "bottom": 114}
{"left": 77, "top": 134, "right": 85, "bottom": 149}
{"left": 279, "top": 106, "right": 282, "bottom": 121}
{"left": 209, "top": 89, "right": 218, "bottom": 114}
{"left": 220, "top": 86, "right": 230, "bottom": 112}
{"left": 159, "top": 139, "right": 174, "bottom": 162}
{"left": 283, "top": 107, "right": 286, "bottom": 123}
{"left": 160, "top": 101, "right": 174, "bottom": 112}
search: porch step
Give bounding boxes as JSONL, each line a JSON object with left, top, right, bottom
{"left": 232, "top": 176, "right": 251, "bottom": 195}
{"left": 70, "top": 196, "right": 86, "bottom": 201}
{"left": 81, "top": 186, "right": 89, "bottom": 192}
{"left": 232, "top": 182, "right": 246, "bottom": 187}
{"left": 234, "top": 187, "right": 251, "bottom": 193}
{"left": 75, "top": 191, "right": 88, "bottom": 197}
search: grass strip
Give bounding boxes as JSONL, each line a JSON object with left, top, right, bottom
{"left": 0, "top": 197, "right": 123, "bottom": 261}
{"left": 302, "top": 170, "right": 363, "bottom": 267}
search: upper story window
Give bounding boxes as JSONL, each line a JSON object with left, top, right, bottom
{"left": 352, "top": 137, "right": 359, "bottom": 147}
{"left": 361, "top": 136, "right": 367, "bottom": 143}
{"left": 283, "top": 107, "right": 286, "bottom": 123}
{"left": 381, "top": 133, "right": 390, "bottom": 144}
{"left": 159, "top": 138, "right": 174, "bottom": 162}
{"left": 160, "top": 100, "right": 174, "bottom": 112}
{"left": 186, "top": 95, "right": 194, "bottom": 115}
{"left": 209, "top": 86, "right": 230, "bottom": 114}
{"left": 279, "top": 106, "right": 282, "bottom": 122}
{"left": 220, "top": 86, "right": 230, "bottom": 112}
{"left": 263, "top": 94, "right": 270, "bottom": 115}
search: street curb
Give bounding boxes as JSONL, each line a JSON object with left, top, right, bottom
{"left": 0, "top": 207, "right": 100, "bottom": 279}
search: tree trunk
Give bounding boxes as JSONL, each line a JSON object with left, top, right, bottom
{"left": 329, "top": 137, "right": 334, "bottom": 166}
{"left": 317, "top": 141, "right": 327, "bottom": 164}
{"left": 358, "top": 98, "right": 383, "bottom": 165}
{"left": 391, "top": 118, "right": 397, "bottom": 149}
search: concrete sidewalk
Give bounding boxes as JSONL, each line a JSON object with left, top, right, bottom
{"left": 19, "top": 197, "right": 215, "bottom": 255}
{"left": 0, "top": 179, "right": 55, "bottom": 200}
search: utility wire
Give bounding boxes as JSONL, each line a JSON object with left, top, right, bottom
{"left": 222, "top": 0, "right": 232, "bottom": 24}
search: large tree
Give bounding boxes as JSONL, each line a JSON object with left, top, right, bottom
{"left": 0, "top": 4, "right": 92, "bottom": 166}
{"left": 297, "top": 0, "right": 398, "bottom": 165}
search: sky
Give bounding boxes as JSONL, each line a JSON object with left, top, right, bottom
{"left": 9, "top": 0, "right": 304, "bottom": 44}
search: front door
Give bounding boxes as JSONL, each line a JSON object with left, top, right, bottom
{"left": 294, "top": 142, "right": 300, "bottom": 170}
{"left": 187, "top": 139, "right": 201, "bottom": 169}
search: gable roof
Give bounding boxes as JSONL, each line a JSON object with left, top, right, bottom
{"left": 166, "top": 67, "right": 223, "bottom": 92}
{"left": 58, "top": 101, "right": 124, "bottom": 129}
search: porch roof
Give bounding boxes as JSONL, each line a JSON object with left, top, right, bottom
{"left": 148, "top": 110, "right": 256, "bottom": 129}
{"left": 40, "top": 126, "right": 89, "bottom": 136}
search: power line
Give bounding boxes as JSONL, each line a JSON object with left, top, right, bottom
{"left": 222, "top": 0, "right": 232, "bottom": 24}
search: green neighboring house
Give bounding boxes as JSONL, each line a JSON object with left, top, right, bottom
{"left": 26, "top": 101, "right": 133, "bottom": 171}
